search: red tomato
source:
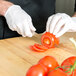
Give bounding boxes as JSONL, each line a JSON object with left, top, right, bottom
{"left": 54, "top": 37, "right": 59, "bottom": 45}
{"left": 26, "top": 64, "right": 47, "bottom": 76}
{"left": 34, "top": 44, "right": 48, "bottom": 50}
{"left": 41, "top": 32, "right": 55, "bottom": 48}
{"left": 38, "top": 56, "right": 59, "bottom": 71}
{"left": 48, "top": 68, "right": 68, "bottom": 76}
{"left": 41, "top": 32, "right": 59, "bottom": 48}
{"left": 30, "top": 32, "right": 59, "bottom": 52}
{"left": 61, "top": 56, "right": 76, "bottom": 76}
{"left": 30, "top": 45, "right": 47, "bottom": 52}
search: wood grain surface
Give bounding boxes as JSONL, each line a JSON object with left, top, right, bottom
{"left": 0, "top": 32, "right": 76, "bottom": 76}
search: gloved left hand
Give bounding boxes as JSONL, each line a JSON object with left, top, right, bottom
{"left": 46, "top": 13, "right": 76, "bottom": 37}
{"left": 4, "top": 5, "right": 36, "bottom": 37}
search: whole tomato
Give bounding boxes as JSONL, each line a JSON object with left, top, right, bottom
{"left": 38, "top": 56, "right": 59, "bottom": 71}
{"left": 48, "top": 68, "right": 68, "bottom": 76}
{"left": 26, "top": 64, "right": 47, "bottom": 76}
{"left": 61, "top": 56, "right": 76, "bottom": 76}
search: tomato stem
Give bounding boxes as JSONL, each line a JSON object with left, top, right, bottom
{"left": 65, "top": 60, "right": 76, "bottom": 75}
{"left": 55, "top": 65, "right": 70, "bottom": 70}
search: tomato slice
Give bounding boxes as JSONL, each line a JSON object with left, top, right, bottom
{"left": 34, "top": 44, "right": 48, "bottom": 50}
{"left": 54, "top": 35, "right": 59, "bottom": 45}
{"left": 30, "top": 45, "right": 47, "bottom": 52}
{"left": 41, "top": 32, "right": 59, "bottom": 48}
{"left": 41, "top": 32, "right": 55, "bottom": 48}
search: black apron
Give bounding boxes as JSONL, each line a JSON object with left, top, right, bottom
{"left": 74, "top": 0, "right": 76, "bottom": 12}
{"left": 0, "top": 0, "right": 55, "bottom": 39}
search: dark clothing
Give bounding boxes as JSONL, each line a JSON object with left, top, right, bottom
{"left": 0, "top": 0, "right": 55, "bottom": 39}
{"left": 75, "top": 0, "right": 76, "bottom": 11}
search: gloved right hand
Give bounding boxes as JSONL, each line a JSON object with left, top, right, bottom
{"left": 46, "top": 13, "right": 76, "bottom": 37}
{"left": 4, "top": 5, "right": 36, "bottom": 37}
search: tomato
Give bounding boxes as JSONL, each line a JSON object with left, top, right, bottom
{"left": 61, "top": 56, "right": 76, "bottom": 76}
{"left": 48, "top": 68, "right": 68, "bottom": 76}
{"left": 41, "top": 32, "right": 55, "bottom": 48}
{"left": 54, "top": 37, "right": 59, "bottom": 45}
{"left": 30, "top": 45, "right": 47, "bottom": 52}
{"left": 38, "top": 56, "right": 59, "bottom": 71}
{"left": 34, "top": 44, "right": 48, "bottom": 50}
{"left": 26, "top": 64, "right": 47, "bottom": 76}
{"left": 41, "top": 32, "right": 59, "bottom": 48}
{"left": 30, "top": 32, "right": 59, "bottom": 52}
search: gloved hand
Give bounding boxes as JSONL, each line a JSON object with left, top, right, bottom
{"left": 4, "top": 5, "right": 36, "bottom": 37}
{"left": 46, "top": 13, "right": 76, "bottom": 37}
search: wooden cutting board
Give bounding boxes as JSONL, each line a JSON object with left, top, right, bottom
{"left": 0, "top": 32, "right": 76, "bottom": 76}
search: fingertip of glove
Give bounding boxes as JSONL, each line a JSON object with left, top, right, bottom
{"left": 34, "top": 28, "right": 36, "bottom": 31}
{"left": 28, "top": 34, "right": 33, "bottom": 37}
{"left": 31, "top": 26, "right": 36, "bottom": 31}
{"left": 26, "top": 33, "right": 33, "bottom": 37}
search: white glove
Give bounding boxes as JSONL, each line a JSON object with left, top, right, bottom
{"left": 46, "top": 13, "right": 76, "bottom": 37}
{"left": 4, "top": 5, "right": 36, "bottom": 37}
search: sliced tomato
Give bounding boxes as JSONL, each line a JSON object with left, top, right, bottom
{"left": 30, "top": 32, "right": 59, "bottom": 52}
{"left": 53, "top": 35, "right": 59, "bottom": 45}
{"left": 41, "top": 32, "right": 59, "bottom": 48}
{"left": 50, "top": 33, "right": 59, "bottom": 45}
{"left": 34, "top": 44, "right": 48, "bottom": 50}
{"left": 30, "top": 45, "right": 47, "bottom": 52}
{"left": 41, "top": 32, "right": 55, "bottom": 48}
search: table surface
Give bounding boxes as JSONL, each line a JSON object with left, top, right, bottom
{"left": 0, "top": 32, "right": 76, "bottom": 76}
